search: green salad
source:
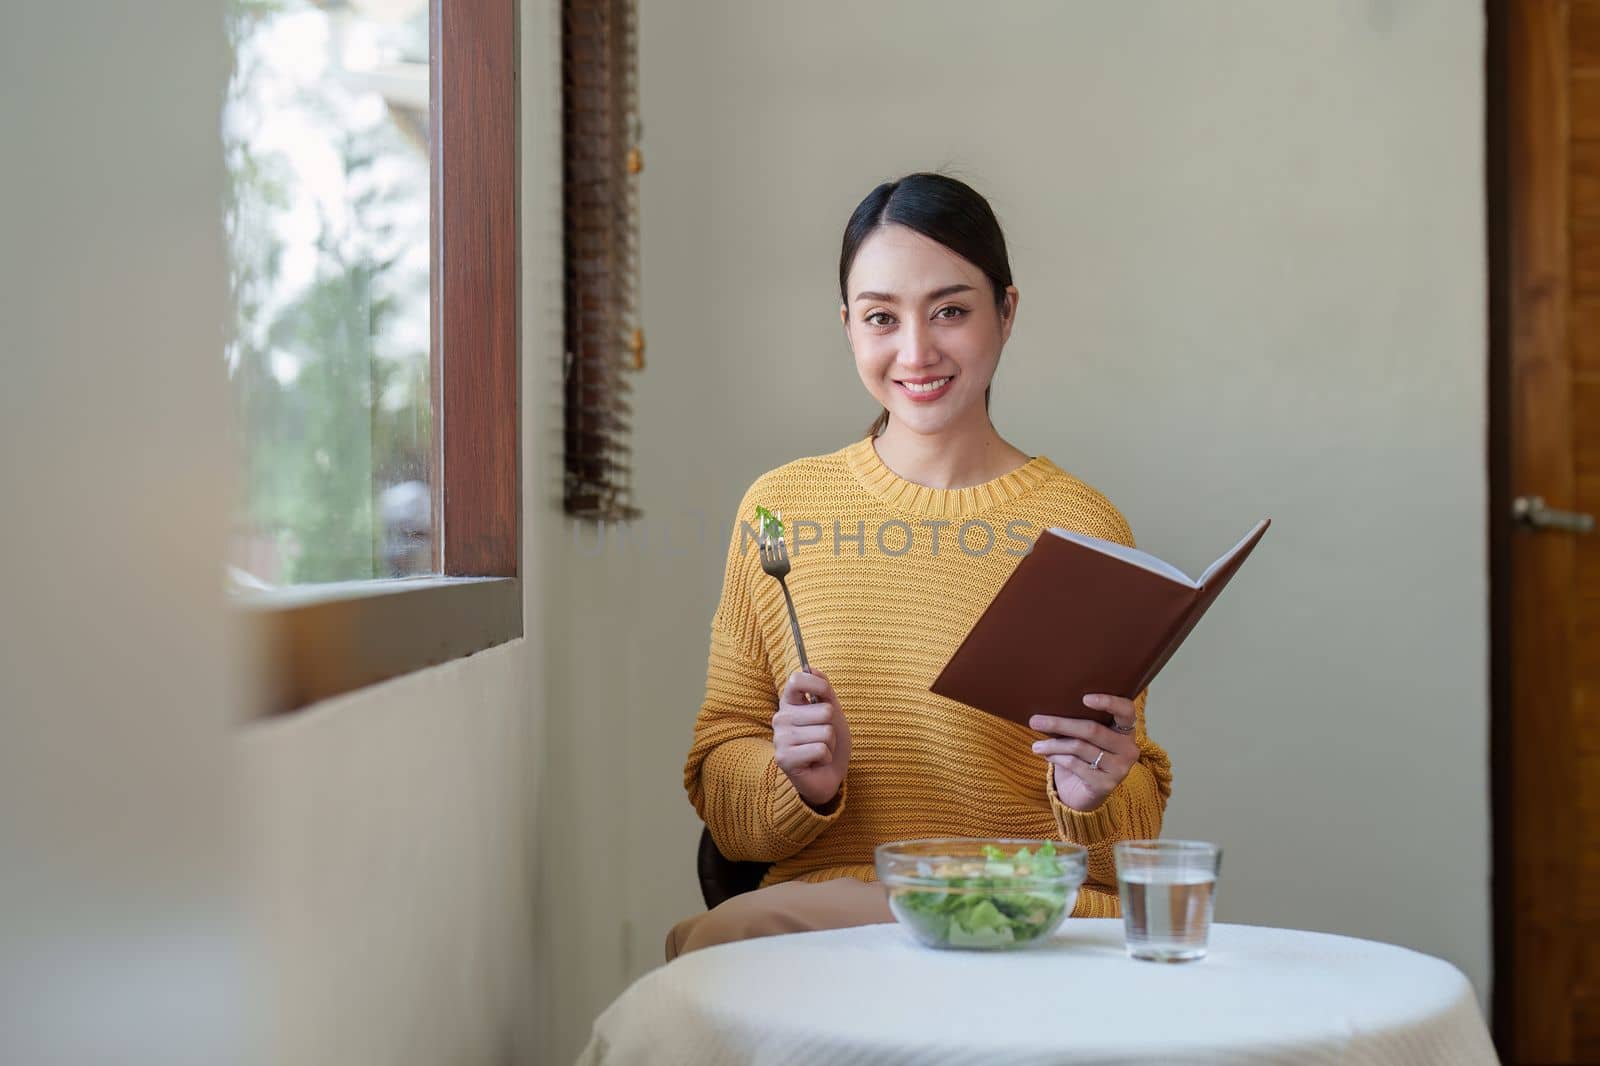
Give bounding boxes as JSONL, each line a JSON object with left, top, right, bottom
{"left": 889, "top": 842, "right": 1072, "bottom": 949}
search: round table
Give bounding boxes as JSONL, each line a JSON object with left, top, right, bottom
{"left": 577, "top": 919, "right": 1498, "bottom": 1065}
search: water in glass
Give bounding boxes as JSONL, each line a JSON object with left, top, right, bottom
{"left": 1114, "top": 840, "right": 1221, "bottom": 963}
{"left": 1117, "top": 868, "right": 1215, "bottom": 962}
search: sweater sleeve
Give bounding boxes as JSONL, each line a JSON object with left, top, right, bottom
{"left": 681, "top": 488, "right": 847, "bottom": 863}
{"left": 1046, "top": 688, "right": 1174, "bottom": 915}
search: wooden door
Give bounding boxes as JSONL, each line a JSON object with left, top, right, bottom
{"left": 1494, "top": 1, "right": 1600, "bottom": 1061}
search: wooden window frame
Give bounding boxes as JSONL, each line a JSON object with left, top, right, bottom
{"left": 241, "top": 0, "right": 521, "bottom": 715}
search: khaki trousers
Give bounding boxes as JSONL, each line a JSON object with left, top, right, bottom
{"left": 665, "top": 877, "right": 894, "bottom": 962}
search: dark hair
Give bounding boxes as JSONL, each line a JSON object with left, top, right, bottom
{"left": 838, "top": 172, "right": 1014, "bottom": 438}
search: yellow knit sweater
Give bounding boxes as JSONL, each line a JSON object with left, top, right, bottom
{"left": 683, "top": 436, "right": 1173, "bottom": 917}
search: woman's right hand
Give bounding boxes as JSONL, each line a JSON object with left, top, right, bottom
{"left": 774, "top": 667, "right": 851, "bottom": 810}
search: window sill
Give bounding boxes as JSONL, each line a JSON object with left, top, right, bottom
{"left": 238, "top": 576, "right": 522, "bottom": 715}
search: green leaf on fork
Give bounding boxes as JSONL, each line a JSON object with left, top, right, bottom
{"left": 754, "top": 504, "right": 784, "bottom": 543}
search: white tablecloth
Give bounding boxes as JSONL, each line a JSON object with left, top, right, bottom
{"left": 577, "top": 919, "right": 1498, "bottom": 1065}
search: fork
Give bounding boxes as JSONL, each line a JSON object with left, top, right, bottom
{"left": 757, "top": 516, "right": 817, "bottom": 703}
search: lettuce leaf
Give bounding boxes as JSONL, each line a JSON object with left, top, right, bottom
{"left": 754, "top": 505, "right": 783, "bottom": 542}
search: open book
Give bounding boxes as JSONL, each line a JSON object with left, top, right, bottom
{"left": 929, "top": 518, "right": 1271, "bottom": 728}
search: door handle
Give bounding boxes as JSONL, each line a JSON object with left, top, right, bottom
{"left": 1512, "top": 495, "right": 1595, "bottom": 533}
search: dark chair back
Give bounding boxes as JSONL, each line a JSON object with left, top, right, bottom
{"left": 697, "top": 825, "right": 771, "bottom": 909}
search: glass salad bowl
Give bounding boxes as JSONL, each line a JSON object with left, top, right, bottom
{"left": 875, "top": 838, "right": 1087, "bottom": 950}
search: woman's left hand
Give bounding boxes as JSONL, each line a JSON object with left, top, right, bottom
{"left": 1029, "top": 694, "right": 1139, "bottom": 813}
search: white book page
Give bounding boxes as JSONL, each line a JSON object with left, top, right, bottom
{"left": 1045, "top": 527, "right": 1197, "bottom": 588}
{"left": 1198, "top": 519, "right": 1271, "bottom": 586}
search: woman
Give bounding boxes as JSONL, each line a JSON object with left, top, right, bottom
{"left": 667, "top": 172, "right": 1172, "bottom": 961}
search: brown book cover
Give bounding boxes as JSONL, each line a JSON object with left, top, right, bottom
{"left": 929, "top": 518, "right": 1271, "bottom": 727}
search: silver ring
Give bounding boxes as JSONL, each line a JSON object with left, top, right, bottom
{"left": 1090, "top": 750, "right": 1105, "bottom": 771}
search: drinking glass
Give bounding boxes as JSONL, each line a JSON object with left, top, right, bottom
{"left": 1113, "top": 840, "right": 1221, "bottom": 962}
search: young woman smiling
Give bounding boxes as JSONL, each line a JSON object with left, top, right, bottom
{"left": 667, "top": 173, "right": 1172, "bottom": 960}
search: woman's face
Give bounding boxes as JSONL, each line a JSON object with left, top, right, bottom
{"left": 840, "top": 224, "right": 1017, "bottom": 438}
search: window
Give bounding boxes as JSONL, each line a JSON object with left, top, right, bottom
{"left": 224, "top": 0, "right": 520, "bottom": 712}
{"left": 225, "top": 0, "right": 433, "bottom": 586}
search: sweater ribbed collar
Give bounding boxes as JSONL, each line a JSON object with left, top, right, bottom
{"left": 843, "top": 435, "right": 1061, "bottom": 518}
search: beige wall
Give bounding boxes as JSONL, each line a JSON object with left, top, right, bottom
{"left": 620, "top": 0, "right": 1490, "bottom": 1034}
{"left": 2, "top": 3, "right": 252, "bottom": 1064}
{"left": 240, "top": 645, "right": 539, "bottom": 1064}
